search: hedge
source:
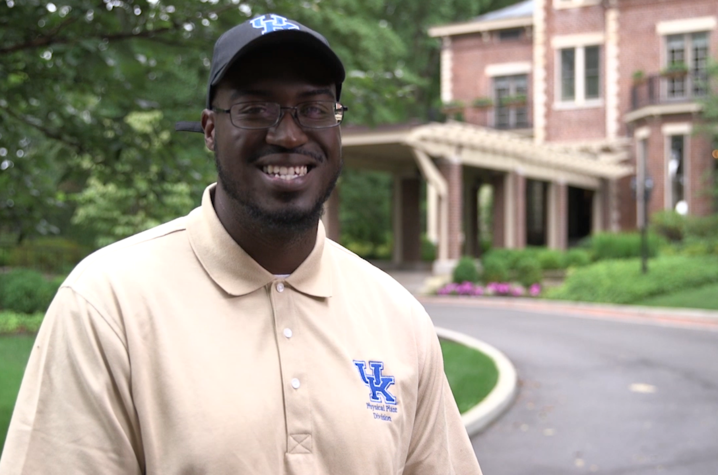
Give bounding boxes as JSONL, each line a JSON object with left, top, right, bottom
{"left": 0, "top": 311, "right": 44, "bottom": 334}
{"left": 547, "top": 255, "right": 718, "bottom": 304}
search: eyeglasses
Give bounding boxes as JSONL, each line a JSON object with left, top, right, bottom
{"left": 212, "top": 101, "right": 348, "bottom": 130}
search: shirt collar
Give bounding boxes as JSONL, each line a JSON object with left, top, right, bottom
{"left": 187, "top": 184, "right": 333, "bottom": 298}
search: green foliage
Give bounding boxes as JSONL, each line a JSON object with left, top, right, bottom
{"left": 636, "top": 283, "right": 718, "bottom": 310}
{"left": 0, "top": 334, "right": 37, "bottom": 452}
{"left": 564, "top": 248, "right": 592, "bottom": 268}
{"left": 452, "top": 256, "right": 479, "bottom": 283}
{"left": 586, "top": 232, "right": 662, "bottom": 260}
{"left": 339, "top": 169, "right": 392, "bottom": 259}
{"left": 0, "top": 269, "right": 62, "bottom": 314}
{"left": 440, "top": 339, "right": 498, "bottom": 413}
{"left": 650, "top": 210, "right": 687, "bottom": 242}
{"left": 547, "top": 255, "right": 718, "bottom": 304}
{"left": 0, "top": 312, "right": 44, "bottom": 335}
{"left": 515, "top": 257, "right": 542, "bottom": 287}
{"left": 481, "top": 255, "right": 509, "bottom": 283}
{"left": 421, "top": 235, "right": 437, "bottom": 262}
{"left": 536, "top": 249, "right": 564, "bottom": 270}
{"left": 5, "top": 237, "right": 88, "bottom": 274}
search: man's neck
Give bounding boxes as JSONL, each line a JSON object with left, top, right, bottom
{"left": 213, "top": 189, "right": 318, "bottom": 275}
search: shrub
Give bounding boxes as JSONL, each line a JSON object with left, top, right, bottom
{"left": 453, "top": 257, "right": 479, "bottom": 283}
{"left": 547, "top": 255, "right": 718, "bottom": 304}
{"left": 515, "top": 257, "right": 543, "bottom": 286}
{"left": 421, "top": 235, "right": 437, "bottom": 262}
{"left": 564, "top": 249, "right": 591, "bottom": 268}
{"left": 685, "top": 214, "right": 718, "bottom": 239}
{"left": 651, "top": 210, "right": 687, "bottom": 242}
{"left": 587, "top": 232, "right": 662, "bottom": 260}
{"left": 8, "top": 237, "right": 89, "bottom": 274}
{"left": 0, "top": 311, "right": 44, "bottom": 334}
{"left": 536, "top": 249, "right": 564, "bottom": 270}
{"left": 481, "top": 256, "right": 509, "bottom": 283}
{"left": 0, "top": 269, "right": 62, "bottom": 314}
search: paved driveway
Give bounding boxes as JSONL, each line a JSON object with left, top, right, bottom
{"left": 423, "top": 301, "right": 718, "bottom": 475}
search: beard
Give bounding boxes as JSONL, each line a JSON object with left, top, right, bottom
{"left": 214, "top": 148, "right": 342, "bottom": 234}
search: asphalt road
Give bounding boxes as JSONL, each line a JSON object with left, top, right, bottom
{"left": 424, "top": 302, "right": 718, "bottom": 475}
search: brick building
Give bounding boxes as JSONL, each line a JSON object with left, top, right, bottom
{"left": 336, "top": 0, "right": 717, "bottom": 273}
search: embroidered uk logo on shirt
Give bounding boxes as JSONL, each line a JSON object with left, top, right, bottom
{"left": 353, "top": 360, "right": 398, "bottom": 422}
{"left": 249, "top": 14, "right": 300, "bottom": 35}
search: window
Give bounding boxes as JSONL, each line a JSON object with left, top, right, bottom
{"left": 668, "top": 135, "right": 687, "bottom": 214}
{"left": 493, "top": 75, "right": 529, "bottom": 129}
{"left": 665, "top": 32, "right": 710, "bottom": 98}
{"left": 498, "top": 28, "right": 522, "bottom": 41}
{"left": 558, "top": 45, "right": 601, "bottom": 104}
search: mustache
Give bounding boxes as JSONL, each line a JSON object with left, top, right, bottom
{"left": 248, "top": 146, "right": 326, "bottom": 164}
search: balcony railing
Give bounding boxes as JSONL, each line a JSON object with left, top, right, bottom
{"left": 631, "top": 72, "right": 711, "bottom": 110}
{"left": 460, "top": 103, "right": 532, "bottom": 130}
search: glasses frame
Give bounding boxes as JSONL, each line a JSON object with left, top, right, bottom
{"left": 212, "top": 101, "right": 348, "bottom": 130}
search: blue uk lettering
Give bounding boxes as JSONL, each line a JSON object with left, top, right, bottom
{"left": 250, "top": 14, "right": 300, "bottom": 35}
{"left": 353, "top": 360, "right": 397, "bottom": 405}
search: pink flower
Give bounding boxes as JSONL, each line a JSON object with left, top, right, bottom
{"left": 529, "top": 284, "right": 541, "bottom": 297}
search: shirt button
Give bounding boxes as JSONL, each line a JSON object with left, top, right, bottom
{"left": 284, "top": 328, "right": 293, "bottom": 339}
{"left": 276, "top": 282, "right": 285, "bottom": 292}
{"left": 291, "top": 378, "right": 301, "bottom": 389}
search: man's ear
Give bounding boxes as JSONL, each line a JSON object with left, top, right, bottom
{"left": 201, "top": 109, "right": 216, "bottom": 151}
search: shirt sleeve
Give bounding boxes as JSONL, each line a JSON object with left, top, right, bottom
{"left": 403, "top": 303, "right": 483, "bottom": 475}
{"left": 0, "top": 287, "right": 144, "bottom": 475}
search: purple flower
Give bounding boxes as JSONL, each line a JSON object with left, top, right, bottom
{"left": 472, "top": 286, "right": 485, "bottom": 296}
{"left": 529, "top": 284, "right": 541, "bottom": 297}
{"left": 510, "top": 285, "right": 525, "bottom": 296}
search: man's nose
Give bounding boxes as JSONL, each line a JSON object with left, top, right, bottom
{"left": 265, "top": 109, "right": 308, "bottom": 148}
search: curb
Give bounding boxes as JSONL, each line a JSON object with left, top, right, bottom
{"left": 423, "top": 296, "right": 718, "bottom": 329}
{"left": 435, "top": 327, "right": 517, "bottom": 437}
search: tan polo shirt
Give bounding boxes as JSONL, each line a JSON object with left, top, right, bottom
{"left": 0, "top": 185, "right": 482, "bottom": 475}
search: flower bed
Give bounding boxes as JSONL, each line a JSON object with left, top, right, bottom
{"left": 437, "top": 281, "right": 541, "bottom": 297}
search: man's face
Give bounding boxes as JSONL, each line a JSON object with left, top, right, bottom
{"left": 202, "top": 47, "right": 342, "bottom": 232}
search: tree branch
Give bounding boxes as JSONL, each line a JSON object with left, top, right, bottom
{"left": 0, "top": 106, "right": 87, "bottom": 155}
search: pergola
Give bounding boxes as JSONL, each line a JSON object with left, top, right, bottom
{"left": 329, "top": 121, "right": 633, "bottom": 272}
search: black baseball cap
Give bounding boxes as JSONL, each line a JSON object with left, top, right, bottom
{"left": 175, "top": 13, "right": 346, "bottom": 133}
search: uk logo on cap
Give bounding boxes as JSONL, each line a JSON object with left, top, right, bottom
{"left": 250, "top": 14, "right": 300, "bottom": 35}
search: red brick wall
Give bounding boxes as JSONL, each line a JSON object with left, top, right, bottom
{"left": 451, "top": 32, "right": 533, "bottom": 127}
{"left": 617, "top": 0, "right": 718, "bottom": 137}
{"left": 544, "top": 3, "right": 606, "bottom": 142}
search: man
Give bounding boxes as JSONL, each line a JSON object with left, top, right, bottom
{"left": 0, "top": 14, "right": 482, "bottom": 475}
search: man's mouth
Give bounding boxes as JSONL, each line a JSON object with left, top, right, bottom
{"left": 262, "top": 165, "right": 310, "bottom": 181}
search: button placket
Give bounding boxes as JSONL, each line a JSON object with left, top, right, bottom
{"left": 269, "top": 281, "right": 313, "bottom": 455}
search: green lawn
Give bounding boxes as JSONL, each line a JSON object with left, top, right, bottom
{"left": 0, "top": 335, "right": 498, "bottom": 454}
{"left": 0, "top": 335, "right": 35, "bottom": 454}
{"left": 440, "top": 339, "right": 499, "bottom": 413}
{"left": 634, "top": 282, "right": 718, "bottom": 310}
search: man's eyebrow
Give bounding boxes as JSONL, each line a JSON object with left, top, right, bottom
{"left": 229, "top": 89, "right": 271, "bottom": 102}
{"left": 297, "top": 88, "right": 335, "bottom": 99}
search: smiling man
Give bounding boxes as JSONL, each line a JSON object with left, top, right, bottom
{"left": 0, "top": 14, "right": 482, "bottom": 475}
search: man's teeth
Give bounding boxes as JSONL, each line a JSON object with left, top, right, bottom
{"left": 262, "top": 165, "right": 309, "bottom": 180}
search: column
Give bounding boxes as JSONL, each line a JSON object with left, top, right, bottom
{"left": 514, "top": 171, "right": 527, "bottom": 249}
{"left": 400, "top": 176, "right": 422, "bottom": 263}
{"left": 492, "top": 174, "right": 506, "bottom": 248}
{"left": 437, "top": 157, "right": 463, "bottom": 261}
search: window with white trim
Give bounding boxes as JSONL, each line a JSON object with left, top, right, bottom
{"left": 664, "top": 32, "right": 710, "bottom": 98}
{"left": 558, "top": 45, "right": 601, "bottom": 103}
{"left": 493, "top": 74, "right": 529, "bottom": 129}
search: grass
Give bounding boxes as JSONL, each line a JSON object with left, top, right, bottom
{"left": 634, "top": 283, "right": 718, "bottom": 310}
{"left": 0, "top": 332, "right": 499, "bottom": 453}
{"left": 440, "top": 339, "right": 498, "bottom": 413}
{"left": 0, "top": 335, "right": 35, "bottom": 454}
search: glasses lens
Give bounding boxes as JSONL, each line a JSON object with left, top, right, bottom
{"left": 230, "top": 102, "right": 280, "bottom": 129}
{"left": 297, "top": 102, "right": 340, "bottom": 128}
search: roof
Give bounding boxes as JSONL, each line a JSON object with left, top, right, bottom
{"left": 428, "top": 1, "right": 535, "bottom": 38}
{"left": 474, "top": 0, "right": 534, "bottom": 23}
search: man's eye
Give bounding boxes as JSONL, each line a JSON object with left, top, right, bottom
{"left": 300, "top": 103, "right": 330, "bottom": 118}
{"left": 238, "top": 106, "right": 267, "bottom": 115}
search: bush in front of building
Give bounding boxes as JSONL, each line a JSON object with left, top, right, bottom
{"left": 6, "top": 237, "right": 89, "bottom": 275}
{"left": 0, "top": 269, "right": 63, "bottom": 315}
{"left": 481, "top": 255, "right": 509, "bottom": 283}
{"left": 536, "top": 249, "right": 564, "bottom": 270}
{"left": 546, "top": 255, "right": 718, "bottom": 304}
{"left": 563, "top": 249, "right": 592, "bottom": 268}
{"left": 585, "top": 232, "right": 662, "bottom": 261}
{"left": 515, "top": 257, "right": 543, "bottom": 287}
{"left": 452, "top": 256, "right": 479, "bottom": 283}
{"left": 0, "top": 311, "right": 45, "bottom": 334}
